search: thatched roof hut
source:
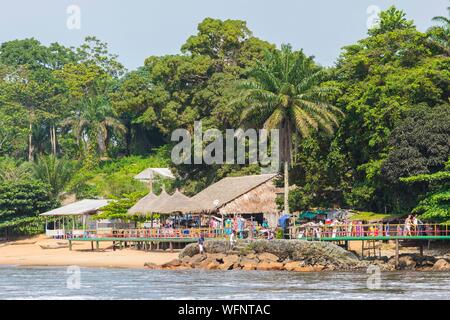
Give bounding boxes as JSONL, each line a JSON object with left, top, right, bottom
{"left": 154, "top": 189, "right": 201, "bottom": 214}
{"left": 127, "top": 189, "right": 170, "bottom": 216}
{"left": 191, "top": 173, "right": 279, "bottom": 214}
{"left": 127, "top": 192, "right": 157, "bottom": 216}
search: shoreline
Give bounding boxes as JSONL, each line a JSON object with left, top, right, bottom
{"left": 0, "top": 235, "right": 178, "bottom": 269}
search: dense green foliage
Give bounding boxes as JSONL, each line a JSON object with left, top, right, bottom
{"left": 0, "top": 7, "right": 449, "bottom": 233}
{"left": 0, "top": 180, "right": 56, "bottom": 236}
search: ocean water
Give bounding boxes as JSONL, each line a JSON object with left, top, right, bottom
{"left": 0, "top": 266, "right": 449, "bottom": 300}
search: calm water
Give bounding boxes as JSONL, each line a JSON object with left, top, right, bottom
{"left": 0, "top": 266, "right": 449, "bottom": 300}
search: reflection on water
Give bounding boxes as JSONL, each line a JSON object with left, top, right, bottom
{"left": 0, "top": 266, "right": 449, "bottom": 300}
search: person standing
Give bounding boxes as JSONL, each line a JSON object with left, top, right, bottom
{"left": 229, "top": 231, "right": 236, "bottom": 250}
{"left": 198, "top": 234, "right": 205, "bottom": 255}
{"left": 405, "top": 216, "right": 412, "bottom": 236}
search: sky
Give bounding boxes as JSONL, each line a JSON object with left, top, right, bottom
{"left": 0, "top": 0, "right": 447, "bottom": 70}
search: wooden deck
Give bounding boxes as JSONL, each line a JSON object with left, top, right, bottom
{"left": 67, "top": 236, "right": 223, "bottom": 251}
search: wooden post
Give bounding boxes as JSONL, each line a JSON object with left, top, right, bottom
{"left": 96, "top": 241, "right": 99, "bottom": 250}
{"left": 419, "top": 244, "right": 423, "bottom": 257}
{"left": 395, "top": 239, "right": 399, "bottom": 268}
{"left": 91, "top": 241, "right": 94, "bottom": 251}
{"left": 169, "top": 242, "right": 173, "bottom": 252}
{"left": 113, "top": 241, "right": 116, "bottom": 251}
{"left": 69, "top": 240, "right": 72, "bottom": 251}
{"left": 361, "top": 240, "right": 364, "bottom": 258}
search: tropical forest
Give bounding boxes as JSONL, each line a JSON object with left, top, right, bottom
{"left": 0, "top": 6, "right": 449, "bottom": 236}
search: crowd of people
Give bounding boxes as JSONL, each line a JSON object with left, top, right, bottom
{"left": 295, "top": 214, "right": 444, "bottom": 239}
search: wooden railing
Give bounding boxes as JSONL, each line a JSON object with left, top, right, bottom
{"left": 293, "top": 223, "right": 450, "bottom": 240}
{"left": 70, "top": 227, "right": 226, "bottom": 239}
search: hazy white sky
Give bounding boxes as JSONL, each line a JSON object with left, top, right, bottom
{"left": 0, "top": 1, "right": 447, "bottom": 70}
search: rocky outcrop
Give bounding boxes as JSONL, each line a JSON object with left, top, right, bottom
{"left": 145, "top": 240, "right": 450, "bottom": 272}
{"left": 149, "top": 239, "right": 361, "bottom": 272}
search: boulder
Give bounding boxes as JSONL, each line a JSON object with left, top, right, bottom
{"left": 222, "top": 254, "right": 239, "bottom": 265}
{"left": 189, "top": 254, "right": 207, "bottom": 267}
{"left": 293, "top": 265, "right": 316, "bottom": 272}
{"left": 257, "top": 252, "right": 279, "bottom": 262}
{"left": 218, "top": 262, "right": 234, "bottom": 271}
{"left": 398, "top": 255, "right": 417, "bottom": 270}
{"left": 179, "top": 239, "right": 361, "bottom": 270}
{"left": 256, "top": 261, "right": 284, "bottom": 271}
{"left": 284, "top": 261, "right": 301, "bottom": 272}
{"left": 206, "top": 260, "right": 221, "bottom": 270}
{"left": 207, "top": 253, "right": 226, "bottom": 262}
{"left": 161, "top": 259, "right": 182, "bottom": 268}
{"left": 433, "top": 259, "right": 450, "bottom": 271}
{"left": 144, "top": 262, "right": 161, "bottom": 270}
{"left": 241, "top": 262, "right": 258, "bottom": 271}
{"left": 181, "top": 256, "right": 192, "bottom": 264}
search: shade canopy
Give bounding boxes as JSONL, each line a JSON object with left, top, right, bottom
{"left": 40, "top": 199, "right": 110, "bottom": 217}
{"left": 134, "top": 168, "right": 175, "bottom": 181}
{"left": 128, "top": 190, "right": 171, "bottom": 216}
{"left": 127, "top": 192, "right": 158, "bottom": 215}
{"left": 155, "top": 190, "right": 201, "bottom": 214}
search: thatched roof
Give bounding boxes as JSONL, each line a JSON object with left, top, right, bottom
{"left": 191, "top": 173, "right": 277, "bottom": 212}
{"left": 155, "top": 190, "right": 201, "bottom": 214}
{"left": 127, "top": 192, "right": 157, "bottom": 215}
{"left": 127, "top": 190, "right": 170, "bottom": 216}
{"left": 40, "top": 199, "right": 110, "bottom": 216}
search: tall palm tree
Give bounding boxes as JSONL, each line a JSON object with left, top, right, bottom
{"left": 33, "top": 155, "right": 74, "bottom": 199}
{"left": 428, "top": 6, "right": 450, "bottom": 56}
{"left": 237, "top": 44, "right": 342, "bottom": 214}
{"left": 62, "top": 95, "right": 126, "bottom": 159}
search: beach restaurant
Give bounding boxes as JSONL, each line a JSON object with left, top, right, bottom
{"left": 121, "top": 173, "right": 281, "bottom": 238}
{"left": 41, "top": 173, "right": 281, "bottom": 240}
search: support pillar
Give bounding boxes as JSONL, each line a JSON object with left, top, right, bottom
{"left": 395, "top": 239, "right": 399, "bottom": 269}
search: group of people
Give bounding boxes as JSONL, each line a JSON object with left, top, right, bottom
{"left": 296, "top": 214, "right": 435, "bottom": 239}
{"left": 220, "top": 216, "right": 273, "bottom": 240}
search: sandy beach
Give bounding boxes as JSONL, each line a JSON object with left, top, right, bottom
{"left": 0, "top": 235, "right": 179, "bottom": 269}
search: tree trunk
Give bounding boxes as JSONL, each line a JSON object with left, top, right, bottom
{"left": 284, "top": 160, "right": 290, "bottom": 214}
{"left": 281, "top": 119, "right": 291, "bottom": 215}
{"left": 28, "top": 122, "right": 33, "bottom": 161}
{"left": 50, "top": 125, "right": 57, "bottom": 156}
{"left": 53, "top": 125, "right": 57, "bottom": 155}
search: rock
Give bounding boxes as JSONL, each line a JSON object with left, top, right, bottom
{"left": 189, "top": 254, "right": 207, "bottom": 267}
{"left": 207, "top": 253, "right": 226, "bottom": 262}
{"left": 222, "top": 254, "right": 239, "bottom": 265}
{"left": 256, "top": 261, "right": 272, "bottom": 271}
{"left": 241, "top": 262, "right": 258, "bottom": 271}
{"left": 256, "top": 261, "right": 284, "bottom": 271}
{"left": 161, "top": 259, "right": 182, "bottom": 268}
{"left": 398, "top": 255, "right": 417, "bottom": 270}
{"left": 181, "top": 256, "right": 192, "bottom": 264}
{"left": 144, "top": 262, "right": 161, "bottom": 270}
{"left": 198, "top": 258, "right": 214, "bottom": 269}
{"left": 206, "top": 260, "right": 221, "bottom": 270}
{"left": 179, "top": 239, "right": 361, "bottom": 270}
{"left": 257, "top": 252, "right": 279, "bottom": 262}
{"left": 218, "top": 262, "right": 234, "bottom": 271}
{"left": 433, "top": 259, "right": 450, "bottom": 271}
{"left": 246, "top": 253, "right": 258, "bottom": 260}
{"left": 283, "top": 261, "right": 301, "bottom": 272}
